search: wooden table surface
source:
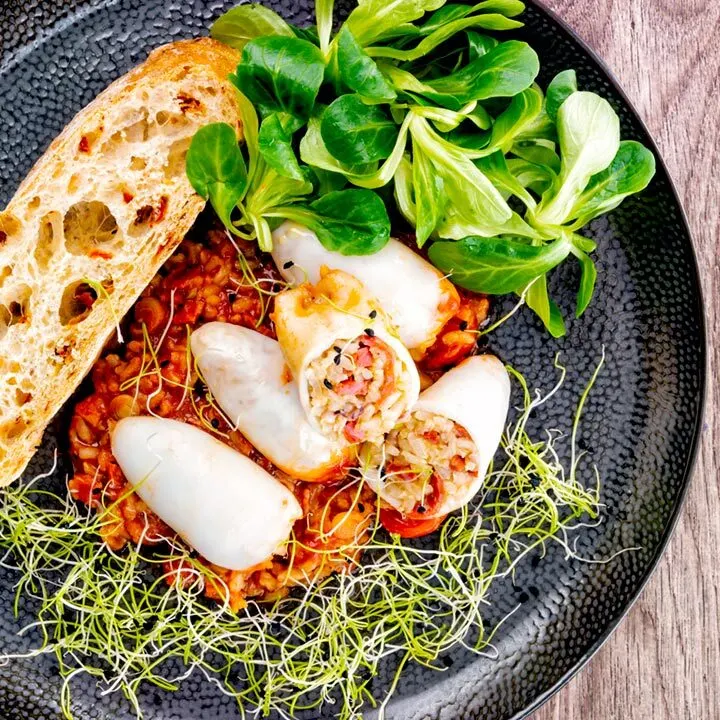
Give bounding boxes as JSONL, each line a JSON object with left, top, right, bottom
{"left": 531, "top": 2, "right": 719, "bottom": 719}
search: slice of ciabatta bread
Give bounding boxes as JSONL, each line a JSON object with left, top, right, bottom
{"left": 0, "top": 37, "right": 241, "bottom": 485}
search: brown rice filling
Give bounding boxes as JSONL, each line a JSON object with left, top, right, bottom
{"left": 67, "top": 225, "right": 375, "bottom": 611}
{"left": 306, "top": 333, "right": 409, "bottom": 444}
{"left": 368, "top": 409, "right": 479, "bottom": 516}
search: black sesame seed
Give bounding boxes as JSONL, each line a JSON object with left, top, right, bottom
{"left": 283, "top": 260, "right": 294, "bottom": 269}
{"left": 369, "top": 310, "right": 377, "bottom": 319}
{"left": 333, "top": 346, "right": 342, "bottom": 353}
{"left": 358, "top": 503, "right": 366, "bottom": 513}
{"left": 459, "top": 320, "right": 468, "bottom": 331}
{"left": 323, "top": 379, "right": 333, "bottom": 390}
{"left": 417, "top": 505, "right": 426, "bottom": 514}
{"left": 529, "top": 475, "right": 540, "bottom": 488}
{"left": 364, "top": 328, "right": 375, "bottom": 337}
{"left": 193, "top": 379, "right": 205, "bottom": 395}
{"left": 160, "top": 359, "right": 170, "bottom": 368}
{"left": 228, "top": 292, "right": 237, "bottom": 303}
{"left": 333, "top": 355, "right": 341, "bottom": 365}
{"left": 211, "top": 418, "right": 220, "bottom": 429}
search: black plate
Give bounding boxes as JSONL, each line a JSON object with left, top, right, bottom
{"left": 0, "top": 1, "right": 706, "bottom": 719}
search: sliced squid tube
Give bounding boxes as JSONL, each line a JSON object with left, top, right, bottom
{"left": 190, "top": 322, "right": 352, "bottom": 482}
{"left": 111, "top": 417, "right": 302, "bottom": 571}
{"left": 272, "top": 267, "right": 421, "bottom": 446}
{"left": 271, "top": 221, "right": 460, "bottom": 358}
{"left": 362, "top": 355, "right": 510, "bottom": 517}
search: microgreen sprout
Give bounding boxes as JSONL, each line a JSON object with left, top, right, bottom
{"left": 476, "top": 277, "right": 537, "bottom": 338}
{"left": 0, "top": 354, "right": 615, "bottom": 719}
{"left": 81, "top": 277, "right": 124, "bottom": 344}
{"left": 233, "top": 251, "right": 290, "bottom": 328}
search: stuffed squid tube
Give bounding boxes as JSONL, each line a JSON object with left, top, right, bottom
{"left": 111, "top": 417, "right": 302, "bottom": 571}
{"left": 271, "top": 222, "right": 460, "bottom": 358}
{"left": 191, "top": 322, "right": 352, "bottom": 482}
{"left": 362, "top": 355, "right": 510, "bottom": 518}
{"left": 272, "top": 268, "right": 421, "bottom": 446}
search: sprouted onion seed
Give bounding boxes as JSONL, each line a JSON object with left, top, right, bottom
{"left": 0, "top": 352, "right": 625, "bottom": 720}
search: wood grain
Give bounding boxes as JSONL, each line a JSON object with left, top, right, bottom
{"left": 532, "top": 1, "right": 720, "bottom": 718}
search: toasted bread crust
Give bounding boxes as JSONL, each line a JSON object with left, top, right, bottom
{"left": 0, "top": 38, "right": 241, "bottom": 485}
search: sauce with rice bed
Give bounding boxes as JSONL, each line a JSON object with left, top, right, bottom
{"left": 67, "top": 216, "right": 488, "bottom": 610}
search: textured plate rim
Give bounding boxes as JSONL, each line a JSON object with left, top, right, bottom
{"left": 510, "top": 1, "right": 707, "bottom": 717}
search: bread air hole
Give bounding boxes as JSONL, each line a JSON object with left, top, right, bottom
{"left": 4, "top": 416, "right": 28, "bottom": 441}
{"left": 0, "top": 266, "right": 13, "bottom": 290}
{"left": 0, "top": 212, "right": 21, "bottom": 249}
{"left": 64, "top": 201, "right": 120, "bottom": 256}
{"left": 59, "top": 281, "right": 98, "bottom": 326}
{"left": 0, "top": 284, "right": 31, "bottom": 341}
{"left": 102, "top": 111, "right": 153, "bottom": 158}
{"left": 0, "top": 284, "right": 33, "bottom": 341}
{"left": 67, "top": 174, "right": 81, "bottom": 194}
{"left": 155, "top": 110, "right": 192, "bottom": 137}
{"left": 34, "top": 212, "right": 62, "bottom": 271}
{"left": 0, "top": 305, "right": 11, "bottom": 341}
{"left": 14, "top": 389, "right": 31, "bottom": 407}
{"left": 165, "top": 137, "right": 192, "bottom": 179}
{"left": 124, "top": 112, "right": 152, "bottom": 142}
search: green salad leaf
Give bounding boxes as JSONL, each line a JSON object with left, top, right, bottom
{"left": 276, "top": 189, "right": 391, "bottom": 254}
{"left": 482, "top": 85, "right": 543, "bottom": 154}
{"left": 568, "top": 140, "right": 656, "bottom": 228}
{"left": 185, "top": 123, "right": 247, "bottom": 229}
{"left": 301, "top": 113, "right": 411, "bottom": 189}
{"left": 335, "top": 26, "right": 397, "bottom": 101}
{"left": 429, "top": 234, "right": 571, "bottom": 294}
{"left": 316, "top": 0, "right": 335, "bottom": 53}
{"left": 366, "top": 14, "right": 523, "bottom": 62}
{"left": 258, "top": 113, "right": 305, "bottom": 180}
{"left": 321, "top": 95, "right": 399, "bottom": 164}
{"left": 545, "top": 68, "right": 577, "bottom": 121}
{"left": 232, "top": 36, "right": 326, "bottom": 123}
{"left": 571, "top": 244, "right": 598, "bottom": 318}
{"left": 411, "top": 139, "right": 445, "bottom": 246}
{"left": 533, "top": 91, "right": 620, "bottom": 226}
{"left": 210, "top": 3, "right": 294, "bottom": 50}
{"left": 345, "top": 0, "right": 445, "bottom": 47}
{"left": 192, "top": 0, "right": 657, "bottom": 335}
{"left": 467, "top": 30, "right": 499, "bottom": 59}
{"left": 406, "top": 40, "right": 539, "bottom": 110}
{"left": 475, "top": 151, "right": 537, "bottom": 210}
{"left": 525, "top": 273, "right": 566, "bottom": 337}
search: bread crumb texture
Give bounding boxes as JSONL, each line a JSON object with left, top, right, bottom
{"left": 0, "top": 38, "right": 241, "bottom": 485}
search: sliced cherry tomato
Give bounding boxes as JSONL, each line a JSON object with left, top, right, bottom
{"left": 379, "top": 508, "right": 447, "bottom": 538}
